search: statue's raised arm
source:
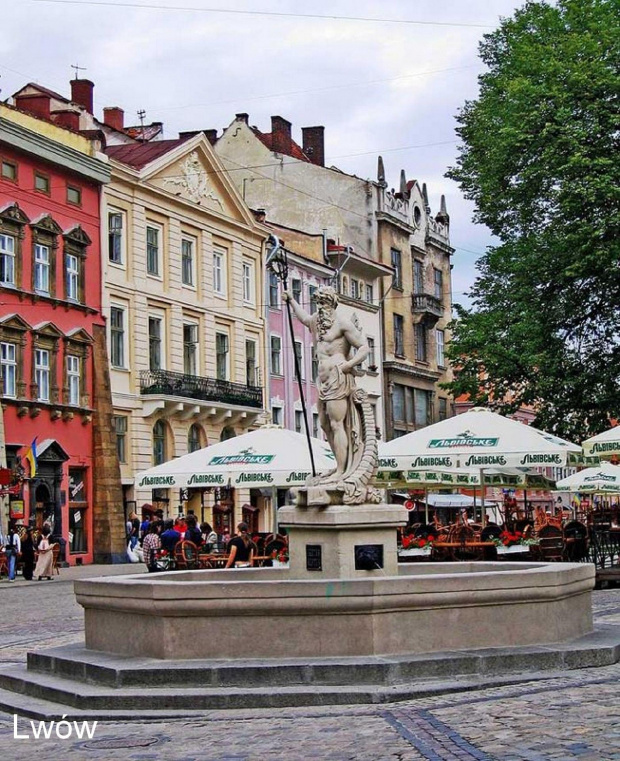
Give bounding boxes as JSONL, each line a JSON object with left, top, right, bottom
{"left": 282, "top": 290, "right": 313, "bottom": 329}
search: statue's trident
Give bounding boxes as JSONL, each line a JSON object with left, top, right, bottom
{"left": 266, "top": 235, "right": 316, "bottom": 478}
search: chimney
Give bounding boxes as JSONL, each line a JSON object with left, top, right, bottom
{"left": 52, "top": 109, "right": 80, "bottom": 131}
{"left": 103, "top": 106, "right": 124, "bottom": 131}
{"left": 271, "top": 115, "right": 292, "bottom": 155}
{"left": 235, "top": 113, "right": 249, "bottom": 124}
{"left": 15, "top": 93, "right": 51, "bottom": 121}
{"left": 302, "top": 126, "right": 325, "bottom": 166}
{"left": 70, "top": 78, "right": 94, "bottom": 114}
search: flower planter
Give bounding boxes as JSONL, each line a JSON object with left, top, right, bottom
{"left": 497, "top": 544, "right": 530, "bottom": 555}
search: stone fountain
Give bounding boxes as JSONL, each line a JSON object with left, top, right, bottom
{"left": 0, "top": 287, "right": 606, "bottom": 718}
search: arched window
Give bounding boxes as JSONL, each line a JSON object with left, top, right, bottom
{"left": 153, "top": 420, "right": 167, "bottom": 465}
{"left": 188, "top": 423, "right": 204, "bottom": 453}
{"left": 220, "top": 426, "right": 236, "bottom": 442}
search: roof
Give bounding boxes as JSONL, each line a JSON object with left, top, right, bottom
{"left": 106, "top": 138, "right": 189, "bottom": 169}
{"left": 251, "top": 127, "right": 310, "bottom": 162}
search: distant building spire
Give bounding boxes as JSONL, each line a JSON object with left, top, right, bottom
{"left": 422, "top": 182, "right": 431, "bottom": 213}
{"left": 436, "top": 194, "right": 450, "bottom": 225}
{"left": 399, "top": 169, "right": 408, "bottom": 199}
{"left": 377, "top": 156, "right": 387, "bottom": 188}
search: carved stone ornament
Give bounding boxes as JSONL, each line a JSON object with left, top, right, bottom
{"left": 164, "top": 152, "right": 223, "bottom": 208}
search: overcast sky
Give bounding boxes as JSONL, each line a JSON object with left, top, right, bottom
{"left": 1, "top": 0, "right": 529, "bottom": 307}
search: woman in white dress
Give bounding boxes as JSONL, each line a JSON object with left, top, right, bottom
{"left": 33, "top": 525, "right": 55, "bottom": 580}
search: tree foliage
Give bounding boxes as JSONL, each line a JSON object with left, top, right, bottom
{"left": 445, "top": 0, "right": 620, "bottom": 441}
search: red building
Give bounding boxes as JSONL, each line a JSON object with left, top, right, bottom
{"left": 0, "top": 102, "right": 111, "bottom": 564}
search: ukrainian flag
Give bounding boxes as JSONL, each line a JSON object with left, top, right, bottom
{"left": 24, "top": 438, "right": 37, "bottom": 478}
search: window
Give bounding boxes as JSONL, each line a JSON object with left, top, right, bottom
{"left": 294, "top": 340, "right": 304, "bottom": 379}
{"left": 438, "top": 398, "right": 448, "bottom": 421}
{"left": 436, "top": 329, "right": 445, "bottom": 367}
{"left": 415, "top": 389, "right": 430, "bottom": 426}
{"left": 34, "top": 172, "right": 50, "bottom": 194}
{"left": 146, "top": 225, "right": 160, "bottom": 276}
{"left": 292, "top": 278, "right": 302, "bottom": 305}
{"left": 367, "top": 337, "right": 376, "bottom": 369}
{"left": 67, "top": 355, "right": 80, "bottom": 405}
{"left": 215, "top": 332, "right": 229, "bottom": 380}
{"left": 181, "top": 238, "right": 194, "bottom": 286}
{"left": 67, "top": 186, "right": 81, "bottom": 205}
{"left": 0, "top": 234, "right": 15, "bottom": 285}
{"left": 351, "top": 279, "right": 359, "bottom": 299}
{"left": 108, "top": 212, "right": 123, "bottom": 264}
{"left": 393, "top": 314, "right": 404, "bottom": 356}
{"left": 148, "top": 317, "right": 162, "bottom": 371}
{"left": 269, "top": 271, "right": 279, "bottom": 307}
{"left": 413, "top": 260, "right": 424, "bottom": 294}
{"left": 391, "top": 248, "right": 402, "bottom": 289}
{"left": 110, "top": 307, "right": 125, "bottom": 368}
{"left": 153, "top": 420, "right": 167, "bottom": 465}
{"left": 365, "top": 283, "right": 373, "bottom": 303}
{"left": 272, "top": 406, "right": 282, "bottom": 426}
{"left": 188, "top": 423, "right": 202, "bottom": 453}
{"left": 295, "top": 410, "right": 303, "bottom": 434}
{"left": 308, "top": 285, "right": 317, "bottom": 314}
{"left": 415, "top": 323, "right": 427, "bottom": 362}
{"left": 213, "top": 249, "right": 226, "bottom": 295}
{"left": 311, "top": 346, "right": 319, "bottom": 382}
{"left": 242, "top": 260, "right": 254, "bottom": 303}
{"left": 34, "top": 243, "right": 50, "bottom": 293}
{"left": 341, "top": 275, "right": 348, "bottom": 296}
{"left": 35, "top": 348, "right": 50, "bottom": 402}
{"left": 245, "top": 339, "right": 257, "bottom": 386}
{"left": 405, "top": 387, "right": 415, "bottom": 424}
{"left": 270, "top": 335, "right": 282, "bottom": 375}
{"left": 434, "top": 268, "right": 443, "bottom": 300}
{"left": 392, "top": 384, "right": 405, "bottom": 422}
{"left": 183, "top": 323, "right": 198, "bottom": 375}
{"left": 66, "top": 253, "right": 79, "bottom": 301}
{"left": 312, "top": 413, "right": 319, "bottom": 438}
{"left": 113, "top": 415, "right": 127, "bottom": 463}
{"left": 1, "top": 161, "right": 17, "bottom": 181}
{"left": 0, "top": 342, "right": 16, "bottom": 397}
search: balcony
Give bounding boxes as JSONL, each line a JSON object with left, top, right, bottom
{"left": 139, "top": 369, "right": 263, "bottom": 423}
{"left": 412, "top": 293, "right": 443, "bottom": 326}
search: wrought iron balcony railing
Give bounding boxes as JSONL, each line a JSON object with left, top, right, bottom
{"left": 412, "top": 293, "right": 443, "bottom": 321}
{"left": 139, "top": 369, "right": 263, "bottom": 409}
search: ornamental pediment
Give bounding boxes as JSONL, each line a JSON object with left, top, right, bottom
{"left": 0, "top": 202, "right": 30, "bottom": 226}
{"left": 64, "top": 327, "right": 94, "bottom": 344}
{"left": 31, "top": 321, "right": 64, "bottom": 339}
{"left": 0, "top": 313, "right": 31, "bottom": 332}
{"left": 30, "top": 214, "right": 63, "bottom": 236}
{"left": 63, "top": 224, "right": 92, "bottom": 247}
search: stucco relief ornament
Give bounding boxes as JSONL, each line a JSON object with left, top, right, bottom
{"left": 284, "top": 286, "right": 381, "bottom": 506}
{"left": 164, "top": 152, "right": 222, "bottom": 208}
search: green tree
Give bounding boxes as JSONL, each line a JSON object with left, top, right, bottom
{"left": 445, "top": 0, "right": 620, "bottom": 441}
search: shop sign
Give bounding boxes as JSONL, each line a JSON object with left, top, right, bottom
{"left": 9, "top": 500, "right": 24, "bottom": 519}
{"left": 518, "top": 453, "right": 562, "bottom": 465}
{"left": 464, "top": 454, "right": 507, "bottom": 467}
{"left": 138, "top": 475, "right": 176, "bottom": 487}
{"left": 234, "top": 472, "right": 274, "bottom": 484}
{"left": 210, "top": 449, "right": 275, "bottom": 466}
{"left": 410, "top": 456, "right": 454, "bottom": 468}
{"left": 429, "top": 435, "right": 499, "bottom": 449}
{"left": 187, "top": 474, "right": 225, "bottom": 486}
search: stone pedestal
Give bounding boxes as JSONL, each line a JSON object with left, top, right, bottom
{"left": 279, "top": 503, "right": 406, "bottom": 579}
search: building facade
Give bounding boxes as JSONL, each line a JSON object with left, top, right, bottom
{"left": 0, "top": 102, "right": 122, "bottom": 564}
{"left": 102, "top": 134, "right": 269, "bottom": 532}
{"left": 215, "top": 113, "right": 453, "bottom": 440}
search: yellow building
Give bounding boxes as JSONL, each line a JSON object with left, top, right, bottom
{"left": 102, "top": 133, "right": 269, "bottom": 529}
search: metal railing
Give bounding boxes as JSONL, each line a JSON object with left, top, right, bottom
{"left": 139, "top": 369, "right": 263, "bottom": 408}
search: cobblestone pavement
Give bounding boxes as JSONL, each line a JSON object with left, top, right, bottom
{"left": 0, "top": 566, "right": 619, "bottom": 761}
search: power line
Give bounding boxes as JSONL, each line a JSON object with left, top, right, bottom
{"left": 152, "top": 64, "right": 480, "bottom": 113}
{"left": 29, "top": 0, "right": 495, "bottom": 29}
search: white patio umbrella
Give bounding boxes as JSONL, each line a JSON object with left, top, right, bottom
{"left": 134, "top": 425, "right": 334, "bottom": 490}
{"left": 379, "top": 408, "right": 581, "bottom": 471}
{"left": 582, "top": 426, "right": 620, "bottom": 460}
{"left": 555, "top": 463, "right": 620, "bottom": 493}
{"left": 379, "top": 408, "right": 581, "bottom": 524}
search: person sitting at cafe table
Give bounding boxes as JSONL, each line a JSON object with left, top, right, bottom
{"left": 160, "top": 520, "right": 181, "bottom": 553}
{"left": 225, "top": 522, "right": 254, "bottom": 568}
{"left": 184, "top": 514, "right": 203, "bottom": 546}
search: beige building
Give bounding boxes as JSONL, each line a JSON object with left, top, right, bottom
{"left": 215, "top": 114, "right": 453, "bottom": 440}
{"left": 102, "top": 133, "right": 269, "bottom": 523}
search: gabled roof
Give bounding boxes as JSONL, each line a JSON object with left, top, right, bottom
{"left": 250, "top": 127, "right": 310, "bottom": 163}
{"left": 106, "top": 139, "right": 190, "bottom": 169}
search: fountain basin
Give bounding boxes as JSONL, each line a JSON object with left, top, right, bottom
{"left": 75, "top": 562, "right": 594, "bottom": 660}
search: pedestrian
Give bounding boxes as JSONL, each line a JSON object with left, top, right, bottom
{"left": 184, "top": 515, "right": 202, "bottom": 546}
{"left": 33, "top": 525, "right": 55, "bottom": 581}
{"left": 21, "top": 526, "right": 36, "bottom": 581}
{"left": 139, "top": 513, "right": 151, "bottom": 541}
{"left": 142, "top": 522, "right": 161, "bottom": 573}
{"left": 225, "top": 522, "right": 254, "bottom": 568}
{"left": 128, "top": 512, "right": 140, "bottom": 549}
{"left": 4, "top": 522, "right": 21, "bottom": 582}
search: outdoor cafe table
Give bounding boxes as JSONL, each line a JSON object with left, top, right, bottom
{"left": 197, "top": 555, "right": 272, "bottom": 569}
